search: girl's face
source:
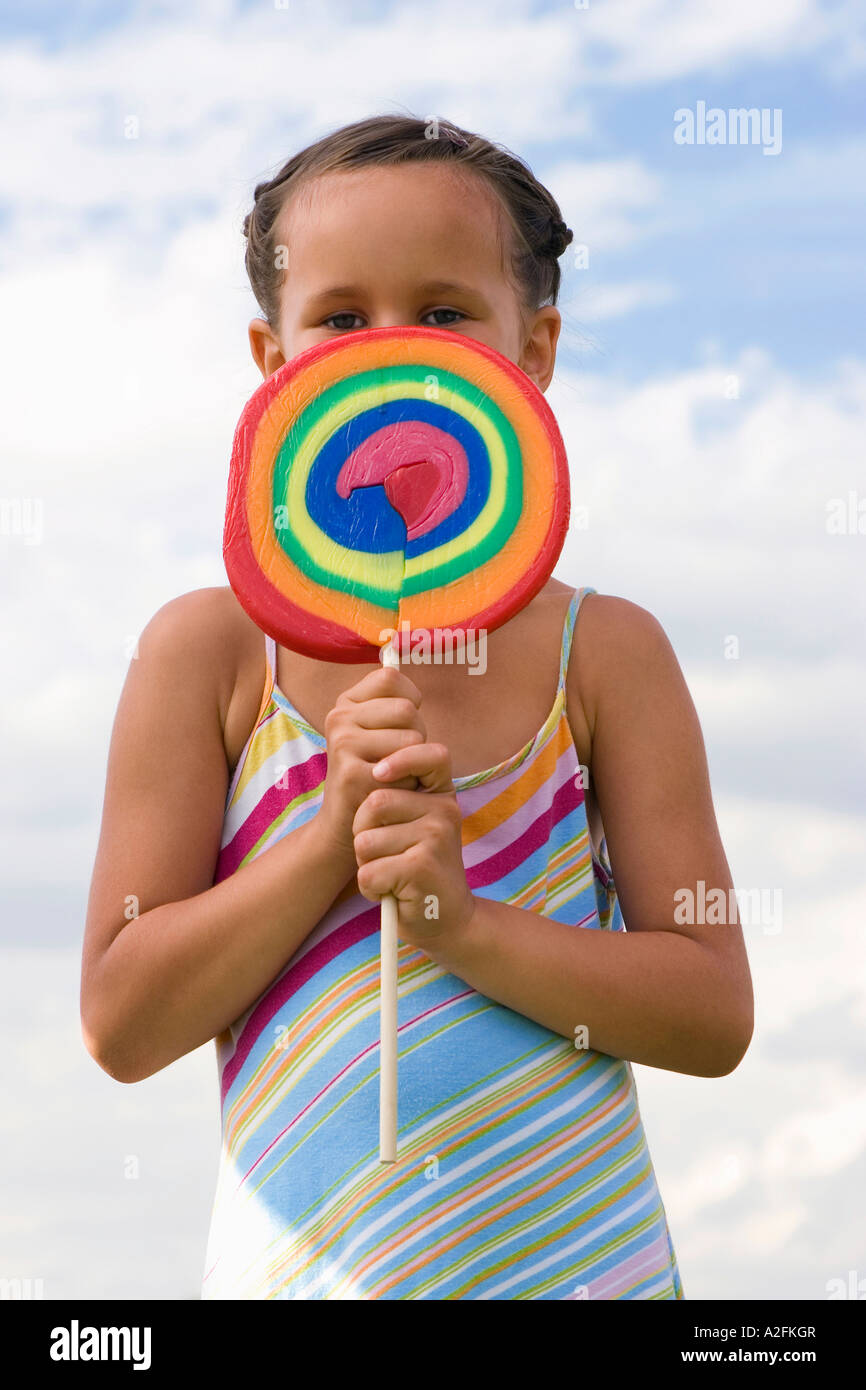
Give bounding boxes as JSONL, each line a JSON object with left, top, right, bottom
{"left": 249, "top": 163, "right": 561, "bottom": 391}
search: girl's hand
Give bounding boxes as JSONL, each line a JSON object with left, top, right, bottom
{"left": 317, "top": 665, "right": 427, "bottom": 861}
{"left": 352, "top": 739, "right": 476, "bottom": 947}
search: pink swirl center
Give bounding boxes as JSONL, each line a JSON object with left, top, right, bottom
{"left": 336, "top": 421, "right": 469, "bottom": 541}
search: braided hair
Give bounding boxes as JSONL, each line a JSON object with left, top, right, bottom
{"left": 242, "top": 114, "right": 573, "bottom": 328}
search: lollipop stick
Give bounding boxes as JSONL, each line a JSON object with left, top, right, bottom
{"left": 379, "top": 638, "right": 400, "bottom": 1163}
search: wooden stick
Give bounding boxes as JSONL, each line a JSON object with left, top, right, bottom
{"left": 378, "top": 639, "right": 400, "bottom": 1163}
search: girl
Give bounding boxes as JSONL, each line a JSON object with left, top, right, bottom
{"left": 80, "top": 114, "right": 753, "bottom": 1300}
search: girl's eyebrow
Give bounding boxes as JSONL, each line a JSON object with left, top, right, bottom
{"left": 415, "top": 279, "right": 480, "bottom": 297}
{"left": 304, "top": 278, "right": 482, "bottom": 309}
{"left": 305, "top": 285, "right": 364, "bottom": 305}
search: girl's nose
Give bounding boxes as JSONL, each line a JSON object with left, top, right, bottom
{"left": 367, "top": 309, "right": 416, "bottom": 330}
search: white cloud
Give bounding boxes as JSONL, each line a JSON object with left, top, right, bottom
{"left": 0, "top": 6, "right": 591, "bottom": 265}
{"left": 565, "top": 278, "right": 676, "bottom": 321}
{"left": 540, "top": 157, "right": 665, "bottom": 252}
{"left": 0, "top": 949, "right": 217, "bottom": 1299}
{"left": 1, "top": 0, "right": 860, "bottom": 275}
{"left": 575, "top": 0, "right": 866, "bottom": 84}
{"left": 764, "top": 1087, "right": 866, "bottom": 1178}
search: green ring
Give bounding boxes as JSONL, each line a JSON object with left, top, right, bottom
{"left": 271, "top": 365, "right": 523, "bottom": 607}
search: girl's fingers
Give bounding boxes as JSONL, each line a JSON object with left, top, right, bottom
{"left": 353, "top": 819, "right": 419, "bottom": 865}
{"left": 349, "top": 697, "right": 428, "bottom": 735}
{"left": 347, "top": 727, "right": 426, "bottom": 760}
{"left": 356, "top": 851, "right": 414, "bottom": 902}
{"left": 371, "top": 742, "right": 454, "bottom": 793}
{"left": 353, "top": 787, "right": 429, "bottom": 832}
{"left": 344, "top": 665, "right": 423, "bottom": 707}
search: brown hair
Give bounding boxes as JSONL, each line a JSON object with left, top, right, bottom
{"left": 242, "top": 114, "right": 573, "bottom": 330}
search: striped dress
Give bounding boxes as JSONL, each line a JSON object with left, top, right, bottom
{"left": 200, "top": 586, "right": 684, "bottom": 1300}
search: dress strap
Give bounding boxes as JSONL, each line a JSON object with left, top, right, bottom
{"left": 254, "top": 631, "right": 278, "bottom": 725}
{"left": 558, "top": 587, "right": 596, "bottom": 691}
{"left": 264, "top": 631, "right": 278, "bottom": 687}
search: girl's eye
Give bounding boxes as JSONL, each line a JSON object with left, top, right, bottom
{"left": 422, "top": 308, "right": 464, "bottom": 326}
{"left": 324, "top": 312, "right": 365, "bottom": 331}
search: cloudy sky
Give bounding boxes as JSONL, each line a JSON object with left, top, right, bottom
{"left": 1, "top": 0, "right": 864, "bottom": 1300}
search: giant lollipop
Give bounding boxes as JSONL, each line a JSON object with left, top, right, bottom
{"left": 223, "top": 325, "right": 570, "bottom": 1161}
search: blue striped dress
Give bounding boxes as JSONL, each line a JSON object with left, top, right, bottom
{"left": 200, "top": 585, "right": 684, "bottom": 1299}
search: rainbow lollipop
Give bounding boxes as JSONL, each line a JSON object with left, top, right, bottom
{"left": 223, "top": 325, "right": 571, "bottom": 1161}
{"left": 224, "top": 325, "right": 570, "bottom": 662}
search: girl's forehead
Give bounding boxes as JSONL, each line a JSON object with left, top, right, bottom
{"left": 281, "top": 163, "right": 506, "bottom": 247}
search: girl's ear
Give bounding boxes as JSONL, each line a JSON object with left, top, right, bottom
{"left": 519, "top": 306, "right": 561, "bottom": 393}
{"left": 248, "top": 317, "right": 287, "bottom": 381}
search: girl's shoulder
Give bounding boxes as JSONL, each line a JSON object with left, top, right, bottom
{"left": 564, "top": 590, "right": 687, "bottom": 771}
{"left": 143, "top": 585, "right": 266, "bottom": 775}
{"left": 568, "top": 591, "right": 675, "bottom": 683}
{"left": 212, "top": 586, "right": 272, "bottom": 774}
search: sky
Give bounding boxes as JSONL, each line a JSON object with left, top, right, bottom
{"left": 0, "top": 0, "right": 864, "bottom": 1301}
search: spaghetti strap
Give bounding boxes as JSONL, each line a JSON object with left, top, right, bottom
{"left": 252, "top": 630, "right": 277, "bottom": 728}
{"left": 264, "top": 631, "right": 277, "bottom": 687}
{"left": 558, "top": 586, "right": 596, "bottom": 691}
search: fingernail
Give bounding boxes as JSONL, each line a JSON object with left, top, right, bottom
{"left": 372, "top": 759, "right": 390, "bottom": 777}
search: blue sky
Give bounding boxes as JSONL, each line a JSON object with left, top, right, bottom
{"left": 1, "top": 0, "right": 863, "bottom": 377}
{"left": 0, "top": 0, "right": 864, "bottom": 1302}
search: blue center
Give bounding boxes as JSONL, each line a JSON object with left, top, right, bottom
{"left": 302, "top": 399, "right": 490, "bottom": 557}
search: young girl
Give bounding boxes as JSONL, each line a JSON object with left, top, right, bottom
{"left": 80, "top": 114, "right": 753, "bottom": 1300}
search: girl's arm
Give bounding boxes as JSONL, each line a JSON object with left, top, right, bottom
{"left": 430, "top": 595, "right": 754, "bottom": 1076}
{"left": 354, "top": 595, "right": 754, "bottom": 1078}
{"left": 80, "top": 591, "right": 358, "bottom": 1084}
